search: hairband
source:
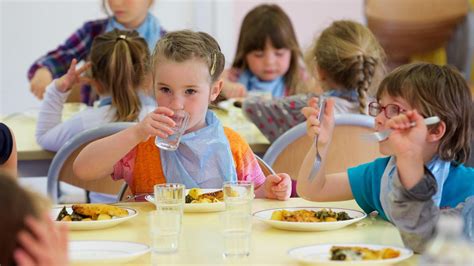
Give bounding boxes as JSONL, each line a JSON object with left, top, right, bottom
{"left": 210, "top": 53, "right": 217, "bottom": 76}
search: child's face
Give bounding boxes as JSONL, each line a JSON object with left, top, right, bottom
{"left": 108, "top": 0, "right": 150, "bottom": 28}
{"left": 245, "top": 38, "right": 291, "bottom": 81}
{"left": 374, "top": 93, "right": 412, "bottom": 155}
{"left": 154, "top": 58, "right": 221, "bottom": 133}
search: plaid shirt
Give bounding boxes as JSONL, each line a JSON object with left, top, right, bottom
{"left": 28, "top": 18, "right": 166, "bottom": 104}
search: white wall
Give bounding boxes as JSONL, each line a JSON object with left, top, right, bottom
{"left": 0, "top": 0, "right": 363, "bottom": 115}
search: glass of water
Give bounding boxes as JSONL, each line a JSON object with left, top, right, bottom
{"left": 150, "top": 183, "right": 185, "bottom": 253}
{"left": 155, "top": 109, "right": 189, "bottom": 151}
{"left": 221, "top": 212, "right": 252, "bottom": 258}
{"left": 223, "top": 181, "right": 254, "bottom": 215}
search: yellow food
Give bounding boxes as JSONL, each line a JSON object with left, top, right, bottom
{"left": 270, "top": 209, "right": 352, "bottom": 222}
{"left": 72, "top": 204, "right": 129, "bottom": 218}
{"left": 185, "top": 189, "right": 224, "bottom": 204}
{"left": 330, "top": 246, "right": 400, "bottom": 261}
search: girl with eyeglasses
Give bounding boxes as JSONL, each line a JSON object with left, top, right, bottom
{"left": 299, "top": 63, "right": 473, "bottom": 253}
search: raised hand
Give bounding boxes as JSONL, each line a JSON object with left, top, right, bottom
{"left": 55, "top": 59, "right": 92, "bottom": 92}
{"left": 135, "top": 107, "right": 177, "bottom": 142}
{"left": 301, "top": 97, "right": 335, "bottom": 145}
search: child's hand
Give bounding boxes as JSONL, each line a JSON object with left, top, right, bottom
{"left": 301, "top": 97, "right": 335, "bottom": 145}
{"left": 135, "top": 107, "right": 176, "bottom": 142}
{"left": 222, "top": 82, "right": 247, "bottom": 99}
{"left": 14, "top": 213, "right": 69, "bottom": 266}
{"left": 55, "top": 59, "right": 91, "bottom": 93}
{"left": 386, "top": 110, "right": 428, "bottom": 158}
{"left": 263, "top": 173, "right": 292, "bottom": 200}
{"left": 30, "top": 67, "right": 53, "bottom": 99}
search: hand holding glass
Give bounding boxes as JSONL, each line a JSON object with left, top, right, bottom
{"left": 155, "top": 109, "right": 189, "bottom": 151}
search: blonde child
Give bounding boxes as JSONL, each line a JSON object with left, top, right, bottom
{"left": 0, "top": 173, "right": 68, "bottom": 266}
{"left": 0, "top": 123, "right": 17, "bottom": 177}
{"left": 36, "top": 29, "right": 155, "bottom": 152}
{"left": 73, "top": 30, "right": 292, "bottom": 200}
{"left": 221, "top": 4, "right": 309, "bottom": 99}
{"left": 28, "top": 0, "right": 165, "bottom": 103}
{"left": 243, "top": 20, "right": 386, "bottom": 142}
{"left": 299, "top": 63, "right": 473, "bottom": 250}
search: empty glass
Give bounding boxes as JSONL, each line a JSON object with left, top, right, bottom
{"left": 155, "top": 109, "right": 190, "bottom": 151}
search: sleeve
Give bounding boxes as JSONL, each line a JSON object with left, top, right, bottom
{"left": 112, "top": 147, "right": 137, "bottom": 184}
{"left": 224, "top": 127, "right": 266, "bottom": 188}
{"left": 35, "top": 81, "right": 83, "bottom": 152}
{"left": 387, "top": 168, "right": 441, "bottom": 253}
{"left": 347, "top": 157, "right": 389, "bottom": 217}
{"left": 0, "top": 123, "right": 13, "bottom": 164}
{"left": 28, "top": 20, "right": 106, "bottom": 80}
{"left": 242, "top": 93, "right": 316, "bottom": 142}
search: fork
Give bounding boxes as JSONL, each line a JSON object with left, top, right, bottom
{"left": 361, "top": 116, "right": 441, "bottom": 142}
{"left": 307, "top": 98, "right": 326, "bottom": 180}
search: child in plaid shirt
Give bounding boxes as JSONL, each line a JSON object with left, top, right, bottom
{"left": 28, "top": 0, "right": 165, "bottom": 104}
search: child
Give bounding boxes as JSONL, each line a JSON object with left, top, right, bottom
{"left": 73, "top": 30, "right": 292, "bottom": 200}
{"left": 36, "top": 29, "right": 155, "bottom": 152}
{"left": 221, "top": 4, "right": 309, "bottom": 99}
{"left": 298, "top": 63, "right": 473, "bottom": 224}
{"left": 243, "top": 20, "right": 386, "bottom": 142}
{"left": 0, "top": 123, "right": 17, "bottom": 176}
{"left": 28, "top": 0, "right": 165, "bottom": 103}
{"left": 0, "top": 173, "right": 68, "bottom": 266}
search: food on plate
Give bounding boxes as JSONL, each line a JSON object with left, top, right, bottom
{"left": 330, "top": 246, "right": 401, "bottom": 261}
{"left": 270, "top": 208, "right": 352, "bottom": 222}
{"left": 185, "top": 188, "right": 224, "bottom": 203}
{"left": 56, "top": 204, "right": 128, "bottom": 221}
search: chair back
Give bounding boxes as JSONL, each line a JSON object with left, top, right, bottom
{"left": 263, "top": 114, "right": 382, "bottom": 180}
{"left": 47, "top": 122, "right": 135, "bottom": 203}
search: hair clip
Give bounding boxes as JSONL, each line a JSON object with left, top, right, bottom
{"left": 117, "top": 35, "right": 127, "bottom": 41}
{"left": 210, "top": 53, "right": 217, "bottom": 76}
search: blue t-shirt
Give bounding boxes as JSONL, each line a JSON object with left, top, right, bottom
{"left": 348, "top": 157, "right": 474, "bottom": 221}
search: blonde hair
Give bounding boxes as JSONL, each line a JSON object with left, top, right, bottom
{"left": 90, "top": 29, "right": 149, "bottom": 122}
{"left": 308, "top": 20, "right": 386, "bottom": 114}
{"left": 377, "top": 63, "right": 472, "bottom": 164}
{"left": 232, "top": 4, "right": 307, "bottom": 95}
{"left": 151, "top": 30, "right": 225, "bottom": 84}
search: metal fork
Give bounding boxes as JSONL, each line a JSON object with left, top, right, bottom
{"left": 361, "top": 116, "right": 440, "bottom": 142}
{"left": 307, "top": 98, "right": 326, "bottom": 180}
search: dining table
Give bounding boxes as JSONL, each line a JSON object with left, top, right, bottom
{"left": 68, "top": 198, "right": 418, "bottom": 265}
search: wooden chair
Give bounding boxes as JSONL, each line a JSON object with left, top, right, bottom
{"left": 47, "top": 122, "right": 135, "bottom": 203}
{"left": 263, "top": 114, "right": 382, "bottom": 180}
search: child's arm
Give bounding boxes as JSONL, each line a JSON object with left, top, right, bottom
{"left": 36, "top": 60, "right": 91, "bottom": 151}
{"left": 28, "top": 20, "right": 105, "bottom": 99}
{"left": 297, "top": 97, "right": 353, "bottom": 201}
{"left": 73, "top": 107, "right": 176, "bottom": 180}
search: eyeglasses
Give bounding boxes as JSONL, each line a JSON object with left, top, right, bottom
{"left": 368, "top": 102, "right": 407, "bottom": 119}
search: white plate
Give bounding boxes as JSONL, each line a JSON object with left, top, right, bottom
{"left": 253, "top": 207, "right": 366, "bottom": 231}
{"left": 288, "top": 243, "right": 413, "bottom": 265}
{"left": 52, "top": 206, "right": 138, "bottom": 230}
{"left": 145, "top": 189, "right": 225, "bottom": 213}
{"left": 70, "top": 240, "right": 150, "bottom": 263}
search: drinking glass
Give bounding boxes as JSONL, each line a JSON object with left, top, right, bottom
{"left": 150, "top": 183, "right": 185, "bottom": 253}
{"left": 223, "top": 181, "right": 254, "bottom": 215}
{"left": 221, "top": 212, "right": 252, "bottom": 258}
{"left": 155, "top": 109, "right": 189, "bottom": 151}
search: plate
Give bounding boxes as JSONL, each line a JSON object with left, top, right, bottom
{"left": 51, "top": 206, "right": 138, "bottom": 230}
{"left": 288, "top": 243, "right": 413, "bottom": 265}
{"left": 145, "top": 189, "right": 225, "bottom": 213}
{"left": 70, "top": 240, "right": 150, "bottom": 263}
{"left": 252, "top": 207, "right": 366, "bottom": 231}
